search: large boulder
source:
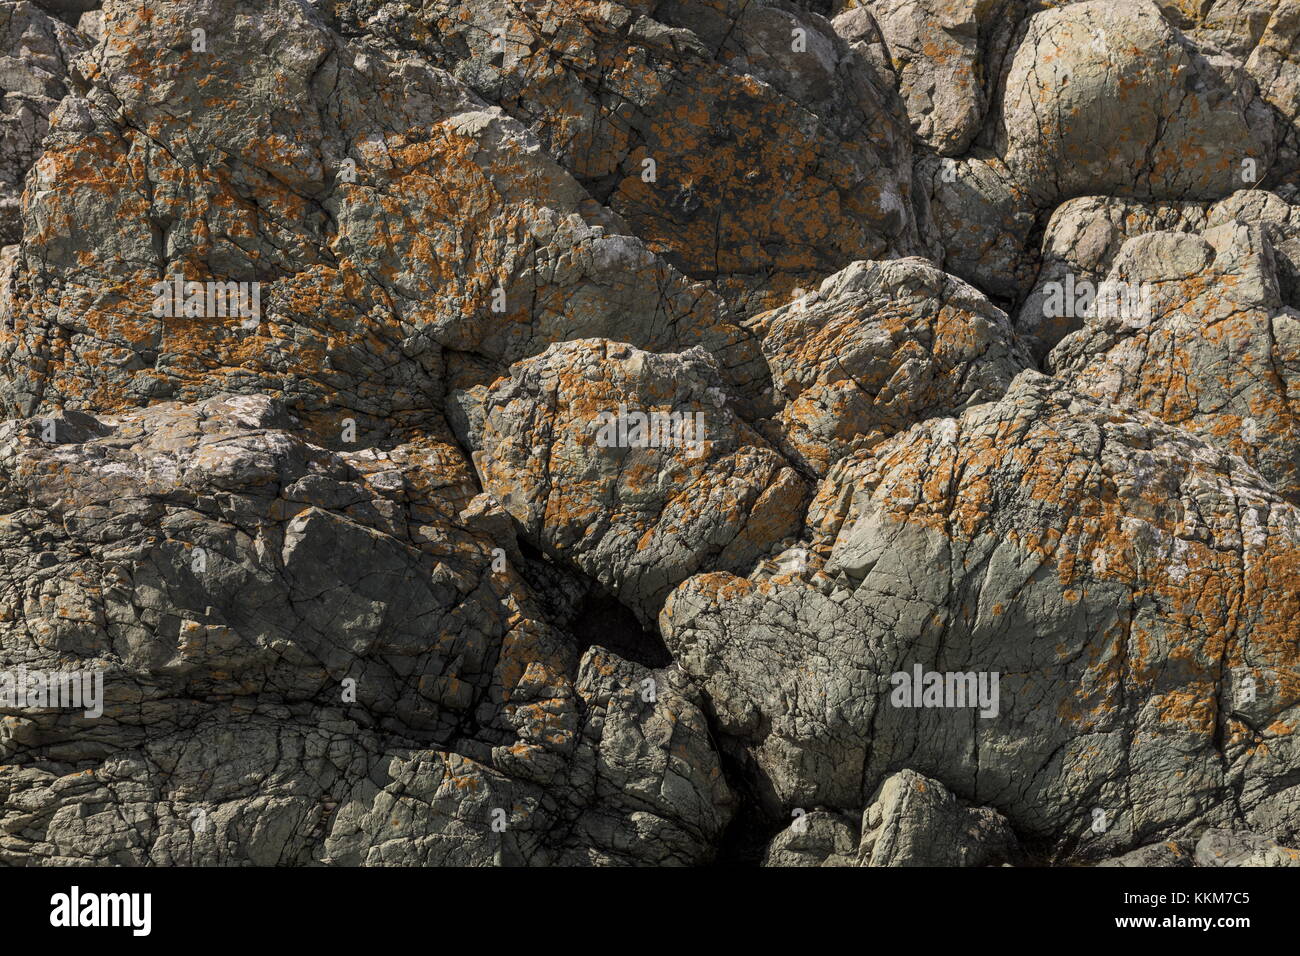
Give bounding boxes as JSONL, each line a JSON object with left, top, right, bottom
{"left": 1002, "top": 0, "right": 1275, "bottom": 204}
{"left": 663, "top": 372, "right": 1300, "bottom": 858}
{"left": 477, "top": 339, "right": 807, "bottom": 629}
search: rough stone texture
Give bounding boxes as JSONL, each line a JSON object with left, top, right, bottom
{"left": 663, "top": 372, "right": 1300, "bottom": 858}
{"left": 0, "top": 2, "right": 86, "bottom": 244}
{"left": 477, "top": 338, "right": 807, "bottom": 629}
{"left": 916, "top": 152, "right": 1039, "bottom": 301}
{"left": 1002, "top": 0, "right": 1276, "bottom": 205}
{"left": 856, "top": 769, "right": 1019, "bottom": 866}
{"left": 1194, "top": 826, "right": 1300, "bottom": 866}
{"left": 1097, "top": 838, "right": 1196, "bottom": 866}
{"left": 760, "top": 770, "right": 1018, "bottom": 866}
{"left": 0, "top": 395, "right": 733, "bottom": 864}
{"left": 842, "top": 0, "right": 1018, "bottom": 156}
{"left": 754, "top": 257, "right": 1029, "bottom": 475}
{"left": 761, "top": 809, "right": 861, "bottom": 866}
{"left": 329, "top": 0, "right": 925, "bottom": 315}
{"left": 1, "top": 0, "right": 1300, "bottom": 868}
{"left": 1049, "top": 220, "right": 1300, "bottom": 503}
{"left": 1017, "top": 188, "right": 1300, "bottom": 357}
{"left": 1, "top": 0, "right": 765, "bottom": 436}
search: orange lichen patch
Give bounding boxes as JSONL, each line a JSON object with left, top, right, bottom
{"left": 426, "top": 0, "right": 914, "bottom": 312}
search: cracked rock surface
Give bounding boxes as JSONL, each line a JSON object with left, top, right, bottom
{"left": 1, "top": 0, "right": 1299, "bottom": 866}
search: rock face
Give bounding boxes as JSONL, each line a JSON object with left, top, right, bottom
{"left": 0, "top": 0, "right": 1299, "bottom": 868}
{"left": 0, "top": 3, "right": 85, "bottom": 244}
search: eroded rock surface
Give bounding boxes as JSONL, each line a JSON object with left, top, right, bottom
{"left": 1, "top": 0, "right": 1299, "bottom": 868}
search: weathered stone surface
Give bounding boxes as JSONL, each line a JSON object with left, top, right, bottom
{"left": 0, "top": 2, "right": 86, "bottom": 244}
{"left": 477, "top": 338, "right": 807, "bottom": 629}
{"left": 843, "top": 0, "right": 1018, "bottom": 156}
{"left": 1194, "top": 827, "right": 1300, "bottom": 866}
{"left": 0, "top": 395, "right": 731, "bottom": 864}
{"left": 1049, "top": 220, "right": 1300, "bottom": 503}
{"left": 857, "top": 769, "right": 1019, "bottom": 866}
{"left": 916, "top": 152, "right": 1039, "bottom": 301}
{"left": 663, "top": 372, "right": 1300, "bottom": 858}
{"left": 754, "top": 257, "right": 1029, "bottom": 475}
{"left": 330, "top": 0, "right": 925, "bottom": 315}
{"left": 0, "top": 0, "right": 764, "bottom": 435}
{"left": 1018, "top": 188, "right": 1300, "bottom": 357}
{"left": 1097, "top": 839, "right": 1196, "bottom": 866}
{"left": 1002, "top": 0, "right": 1275, "bottom": 205}
{"left": 761, "top": 810, "right": 860, "bottom": 866}
{"left": 2, "top": 0, "right": 1300, "bottom": 870}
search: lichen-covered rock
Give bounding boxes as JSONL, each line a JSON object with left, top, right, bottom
{"left": 1017, "top": 187, "right": 1300, "bottom": 357}
{"left": 843, "top": 0, "right": 1018, "bottom": 156}
{"left": 0, "top": 0, "right": 763, "bottom": 434}
{"left": 477, "top": 338, "right": 807, "bottom": 629}
{"left": 663, "top": 372, "right": 1300, "bottom": 858}
{"left": 1049, "top": 221, "right": 1300, "bottom": 503}
{"left": 754, "top": 257, "right": 1029, "bottom": 474}
{"left": 0, "top": 2, "right": 86, "bottom": 243}
{"left": 330, "top": 0, "right": 925, "bottom": 314}
{"left": 916, "top": 152, "right": 1039, "bottom": 301}
{"left": 1003, "top": 0, "right": 1275, "bottom": 204}
{"left": 2, "top": 0, "right": 1300, "bottom": 871}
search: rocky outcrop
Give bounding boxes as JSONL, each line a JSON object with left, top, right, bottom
{"left": 663, "top": 372, "right": 1300, "bottom": 857}
{"left": 0, "top": 2, "right": 85, "bottom": 243}
{"left": 1, "top": 0, "right": 1299, "bottom": 868}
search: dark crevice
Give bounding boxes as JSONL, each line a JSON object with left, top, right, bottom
{"left": 569, "top": 588, "right": 672, "bottom": 669}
